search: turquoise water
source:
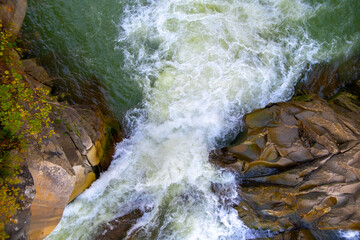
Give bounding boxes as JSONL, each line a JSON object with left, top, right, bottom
{"left": 23, "top": 0, "right": 360, "bottom": 239}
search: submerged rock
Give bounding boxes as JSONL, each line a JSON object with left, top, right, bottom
{"left": 95, "top": 209, "right": 145, "bottom": 240}
{"left": 210, "top": 93, "right": 360, "bottom": 236}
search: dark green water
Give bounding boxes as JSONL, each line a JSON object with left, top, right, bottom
{"left": 23, "top": 0, "right": 360, "bottom": 120}
{"left": 22, "top": 0, "right": 143, "bottom": 118}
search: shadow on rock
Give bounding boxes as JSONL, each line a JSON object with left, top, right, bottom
{"left": 210, "top": 93, "right": 360, "bottom": 238}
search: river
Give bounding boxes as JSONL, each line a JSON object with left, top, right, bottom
{"left": 23, "top": 0, "right": 360, "bottom": 239}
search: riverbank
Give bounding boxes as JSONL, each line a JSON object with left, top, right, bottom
{"left": 1, "top": 1, "right": 122, "bottom": 239}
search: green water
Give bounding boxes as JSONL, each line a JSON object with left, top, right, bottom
{"left": 304, "top": 0, "right": 360, "bottom": 59}
{"left": 23, "top": 0, "right": 360, "bottom": 120}
{"left": 23, "top": 0, "right": 143, "bottom": 118}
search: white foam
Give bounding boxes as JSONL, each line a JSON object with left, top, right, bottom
{"left": 46, "top": 0, "right": 327, "bottom": 239}
{"left": 339, "top": 230, "right": 360, "bottom": 240}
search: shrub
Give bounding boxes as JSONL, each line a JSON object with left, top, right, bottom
{"left": 0, "top": 21, "right": 54, "bottom": 239}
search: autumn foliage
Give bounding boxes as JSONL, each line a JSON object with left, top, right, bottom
{"left": 0, "top": 21, "right": 54, "bottom": 239}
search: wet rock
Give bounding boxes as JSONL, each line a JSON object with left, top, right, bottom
{"left": 210, "top": 93, "right": 360, "bottom": 235}
{"left": 55, "top": 104, "right": 123, "bottom": 171}
{"left": 267, "top": 229, "right": 316, "bottom": 240}
{"left": 95, "top": 209, "right": 145, "bottom": 240}
{"left": 296, "top": 55, "right": 360, "bottom": 99}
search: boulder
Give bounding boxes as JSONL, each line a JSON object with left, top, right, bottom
{"left": 0, "top": 0, "right": 27, "bottom": 34}
{"left": 68, "top": 165, "right": 96, "bottom": 203}
{"left": 210, "top": 93, "right": 360, "bottom": 235}
{"left": 27, "top": 158, "right": 76, "bottom": 240}
{"left": 5, "top": 61, "right": 123, "bottom": 239}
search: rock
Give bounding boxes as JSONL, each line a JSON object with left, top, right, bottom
{"left": 296, "top": 55, "right": 360, "bottom": 99}
{"left": 22, "top": 58, "right": 52, "bottom": 87}
{"left": 19, "top": 137, "right": 77, "bottom": 240}
{"left": 95, "top": 209, "right": 145, "bottom": 240}
{"left": 54, "top": 104, "right": 123, "bottom": 171}
{"left": 21, "top": 103, "right": 122, "bottom": 239}
{"left": 19, "top": 102, "right": 122, "bottom": 240}
{"left": 0, "top": 0, "right": 27, "bottom": 34}
{"left": 4, "top": 165, "right": 34, "bottom": 240}
{"left": 78, "top": 105, "right": 124, "bottom": 171}
{"left": 2, "top": 1, "right": 123, "bottom": 238}
{"left": 27, "top": 159, "right": 76, "bottom": 240}
{"left": 68, "top": 165, "right": 96, "bottom": 203}
{"left": 86, "top": 145, "right": 100, "bottom": 166}
{"left": 4, "top": 59, "right": 123, "bottom": 239}
{"left": 269, "top": 229, "right": 316, "bottom": 240}
{"left": 210, "top": 93, "right": 360, "bottom": 235}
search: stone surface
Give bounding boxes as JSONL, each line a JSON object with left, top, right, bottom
{"left": 95, "top": 209, "right": 145, "bottom": 240}
{"left": 210, "top": 93, "right": 360, "bottom": 235}
{"left": 296, "top": 55, "right": 360, "bottom": 99}
{"left": 2, "top": 1, "right": 121, "bottom": 239}
{"left": 27, "top": 160, "right": 76, "bottom": 240}
{"left": 22, "top": 58, "right": 52, "bottom": 87}
{"left": 20, "top": 101, "right": 121, "bottom": 240}
{"left": 4, "top": 165, "right": 34, "bottom": 240}
{"left": 0, "top": 0, "right": 27, "bottom": 34}
{"left": 22, "top": 103, "right": 121, "bottom": 240}
{"left": 5, "top": 59, "right": 122, "bottom": 239}
{"left": 68, "top": 165, "right": 96, "bottom": 203}
{"left": 263, "top": 229, "right": 316, "bottom": 240}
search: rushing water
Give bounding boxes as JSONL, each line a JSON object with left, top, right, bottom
{"left": 23, "top": 0, "right": 360, "bottom": 239}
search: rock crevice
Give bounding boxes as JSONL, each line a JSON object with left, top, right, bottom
{"left": 211, "top": 93, "right": 360, "bottom": 238}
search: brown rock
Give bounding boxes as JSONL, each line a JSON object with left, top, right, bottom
{"left": 28, "top": 160, "right": 76, "bottom": 240}
{"left": 86, "top": 145, "right": 100, "bottom": 166}
{"left": 4, "top": 56, "right": 123, "bottom": 239}
{"left": 2, "top": 2, "right": 123, "bottom": 238}
{"left": 68, "top": 165, "right": 96, "bottom": 203}
{"left": 270, "top": 229, "right": 316, "bottom": 240}
{"left": 296, "top": 55, "right": 360, "bottom": 99}
{"left": 22, "top": 101, "right": 122, "bottom": 239}
{"left": 0, "top": 0, "right": 27, "bottom": 34}
{"left": 95, "top": 209, "right": 145, "bottom": 240}
{"left": 211, "top": 93, "right": 360, "bottom": 235}
{"left": 22, "top": 59, "right": 52, "bottom": 87}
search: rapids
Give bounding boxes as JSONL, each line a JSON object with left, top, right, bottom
{"left": 25, "top": 0, "right": 360, "bottom": 239}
